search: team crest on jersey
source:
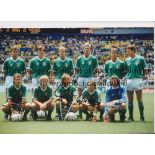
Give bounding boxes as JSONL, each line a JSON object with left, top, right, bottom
{"left": 127, "top": 61, "right": 130, "bottom": 66}
{"left": 43, "top": 62, "right": 46, "bottom": 66}
{"left": 65, "top": 64, "right": 68, "bottom": 67}
{"left": 88, "top": 61, "right": 92, "bottom": 65}
{"left": 135, "top": 61, "right": 140, "bottom": 66}
{"left": 17, "top": 63, "right": 20, "bottom": 67}
{"left": 116, "top": 65, "right": 120, "bottom": 69}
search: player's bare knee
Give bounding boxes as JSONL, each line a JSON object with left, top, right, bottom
{"left": 79, "top": 104, "right": 83, "bottom": 109}
{"left": 121, "top": 103, "right": 126, "bottom": 109}
{"left": 71, "top": 105, "right": 78, "bottom": 112}
{"left": 100, "top": 103, "right": 104, "bottom": 110}
{"left": 108, "top": 108, "right": 114, "bottom": 114}
{"left": 88, "top": 106, "right": 94, "bottom": 112}
{"left": 31, "top": 103, "right": 37, "bottom": 109}
{"left": 23, "top": 103, "right": 31, "bottom": 109}
{"left": 2, "top": 106, "right": 7, "bottom": 112}
{"left": 56, "top": 100, "right": 61, "bottom": 106}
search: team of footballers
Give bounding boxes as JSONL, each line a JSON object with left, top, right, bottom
{"left": 1, "top": 42, "right": 148, "bottom": 122}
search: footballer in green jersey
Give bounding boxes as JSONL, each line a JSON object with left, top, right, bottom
{"left": 79, "top": 81, "right": 102, "bottom": 122}
{"left": 2, "top": 73, "right": 31, "bottom": 121}
{"left": 28, "top": 45, "right": 52, "bottom": 89}
{"left": 75, "top": 43, "right": 99, "bottom": 119}
{"left": 54, "top": 73, "right": 78, "bottom": 120}
{"left": 125, "top": 45, "right": 148, "bottom": 122}
{"left": 104, "top": 48, "right": 125, "bottom": 87}
{"left": 75, "top": 43, "right": 99, "bottom": 91}
{"left": 31, "top": 75, "right": 54, "bottom": 120}
{"left": 52, "top": 47, "right": 73, "bottom": 86}
{"left": 3, "top": 46, "right": 26, "bottom": 90}
{"left": 104, "top": 49, "right": 125, "bottom": 79}
{"left": 125, "top": 55, "right": 147, "bottom": 79}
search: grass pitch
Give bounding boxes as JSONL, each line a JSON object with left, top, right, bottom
{"left": 0, "top": 92, "right": 154, "bottom": 134}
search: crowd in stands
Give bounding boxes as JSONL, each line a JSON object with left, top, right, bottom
{"left": 0, "top": 34, "right": 154, "bottom": 87}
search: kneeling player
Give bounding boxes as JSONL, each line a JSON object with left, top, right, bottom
{"left": 79, "top": 81, "right": 102, "bottom": 122}
{"left": 2, "top": 73, "right": 31, "bottom": 121}
{"left": 31, "top": 75, "right": 54, "bottom": 120}
{"left": 104, "top": 75, "right": 127, "bottom": 122}
{"left": 55, "top": 73, "right": 78, "bottom": 120}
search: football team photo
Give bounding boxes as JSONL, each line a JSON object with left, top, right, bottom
{"left": 0, "top": 24, "right": 154, "bottom": 133}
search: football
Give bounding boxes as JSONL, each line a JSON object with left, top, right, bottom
{"left": 11, "top": 113, "right": 23, "bottom": 121}
{"left": 37, "top": 110, "right": 46, "bottom": 118}
{"left": 65, "top": 112, "right": 77, "bottom": 121}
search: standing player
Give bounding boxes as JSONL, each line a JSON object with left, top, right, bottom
{"left": 75, "top": 43, "right": 99, "bottom": 118}
{"left": 3, "top": 46, "right": 26, "bottom": 97}
{"left": 2, "top": 73, "right": 31, "bottom": 121}
{"left": 79, "top": 81, "right": 102, "bottom": 122}
{"left": 103, "top": 75, "right": 127, "bottom": 122}
{"left": 52, "top": 46, "right": 73, "bottom": 87}
{"left": 125, "top": 45, "right": 148, "bottom": 122}
{"left": 104, "top": 47, "right": 125, "bottom": 87}
{"left": 54, "top": 74, "right": 79, "bottom": 120}
{"left": 31, "top": 75, "right": 54, "bottom": 121}
{"left": 27, "top": 45, "right": 52, "bottom": 91}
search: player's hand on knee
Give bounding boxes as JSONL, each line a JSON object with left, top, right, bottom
{"left": 72, "top": 100, "right": 77, "bottom": 105}
{"left": 62, "top": 99, "right": 67, "bottom": 104}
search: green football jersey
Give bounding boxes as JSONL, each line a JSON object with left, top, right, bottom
{"left": 29, "top": 57, "right": 52, "bottom": 78}
{"left": 7, "top": 84, "right": 26, "bottom": 104}
{"left": 52, "top": 57, "right": 73, "bottom": 79}
{"left": 33, "top": 86, "right": 53, "bottom": 103}
{"left": 82, "top": 88, "right": 101, "bottom": 105}
{"left": 3, "top": 57, "right": 26, "bottom": 76}
{"left": 125, "top": 55, "right": 147, "bottom": 79}
{"left": 104, "top": 59, "right": 125, "bottom": 79}
{"left": 76, "top": 55, "right": 98, "bottom": 77}
{"left": 56, "top": 85, "right": 77, "bottom": 104}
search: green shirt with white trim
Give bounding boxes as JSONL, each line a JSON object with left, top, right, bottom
{"left": 125, "top": 55, "right": 147, "bottom": 79}
{"left": 55, "top": 85, "right": 77, "bottom": 104}
{"left": 33, "top": 86, "right": 53, "bottom": 103}
{"left": 76, "top": 55, "right": 98, "bottom": 78}
{"left": 52, "top": 57, "right": 73, "bottom": 79}
{"left": 3, "top": 57, "right": 26, "bottom": 76}
{"left": 7, "top": 84, "right": 26, "bottom": 104}
{"left": 104, "top": 59, "right": 125, "bottom": 79}
{"left": 29, "top": 56, "right": 52, "bottom": 78}
{"left": 82, "top": 88, "right": 101, "bottom": 105}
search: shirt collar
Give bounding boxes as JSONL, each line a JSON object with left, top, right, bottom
{"left": 37, "top": 56, "right": 45, "bottom": 61}
{"left": 11, "top": 57, "right": 19, "bottom": 62}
